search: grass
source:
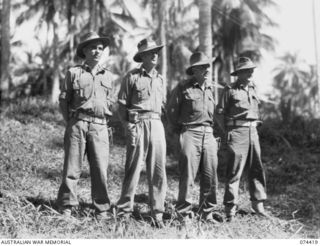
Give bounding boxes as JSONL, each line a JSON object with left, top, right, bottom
{"left": 0, "top": 97, "right": 319, "bottom": 238}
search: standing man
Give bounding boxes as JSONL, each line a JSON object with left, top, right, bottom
{"left": 117, "top": 38, "right": 167, "bottom": 227}
{"left": 216, "top": 57, "right": 268, "bottom": 221}
{"left": 57, "top": 32, "right": 114, "bottom": 219}
{"left": 167, "top": 52, "right": 220, "bottom": 223}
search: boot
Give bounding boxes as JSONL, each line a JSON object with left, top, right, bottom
{"left": 225, "top": 204, "right": 237, "bottom": 222}
{"left": 252, "top": 201, "right": 270, "bottom": 218}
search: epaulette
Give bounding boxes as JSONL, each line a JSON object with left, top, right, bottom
{"left": 127, "top": 67, "right": 141, "bottom": 76}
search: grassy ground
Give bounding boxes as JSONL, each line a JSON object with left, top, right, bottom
{"left": 0, "top": 98, "right": 319, "bottom": 239}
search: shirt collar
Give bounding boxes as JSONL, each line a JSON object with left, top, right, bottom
{"left": 190, "top": 78, "right": 212, "bottom": 89}
{"left": 140, "top": 65, "right": 158, "bottom": 78}
{"left": 82, "top": 63, "right": 106, "bottom": 74}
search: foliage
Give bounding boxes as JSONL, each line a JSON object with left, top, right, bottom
{"left": 272, "top": 53, "right": 319, "bottom": 120}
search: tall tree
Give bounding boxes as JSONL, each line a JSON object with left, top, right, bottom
{"left": 198, "top": 0, "right": 213, "bottom": 99}
{"left": 159, "top": 0, "right": 168, "bottom": 96}
{"left": 211, "top": 0, "right": 277, "bottom": 83}
{"left": 1, "top": 0, "right": 11, "bottom": 100}
{"left": 273, "top": 53, "right": 310, "bottom": 121}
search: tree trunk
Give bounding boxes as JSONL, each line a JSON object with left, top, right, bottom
{"left": 312, "top": 0, "right": 320, "bottom": 115}
{"left": 89, "top": 0, "right": 97, "bottom": 31}
{"left": 51, "top": 11, "right": 60, "bottom": 104}
{"left": 1, "top": 0, "right": 11, "bottom": 100}
{"left": 198, "top": 0, "right": 212, "bottom": 83}
{"left": 159, "top": 0, "right": 168, "bottom": 97}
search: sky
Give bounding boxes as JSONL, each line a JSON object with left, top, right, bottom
{"left": 12, "top": 0, "right": 319, "bottom": 95}
{"left": 254, "top": 0, "right": 319, "bottom": 94}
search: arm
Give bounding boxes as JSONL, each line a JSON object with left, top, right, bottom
{"left": 117, "top": 73, "right": 132, "bottom": 125}
{"left": 215, "top": 87, "right": 230, "bottom": 134}
{"left": 59, "top": 70, "right": 73, "bottom": 122}
{"left": 167, "top": 85, "right": 182, "bottom": 134}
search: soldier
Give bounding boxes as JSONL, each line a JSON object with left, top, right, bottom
{"left": 216, "top": 57, "right": 268, "bottom": 222}
{"left": 167, "top": 52, "right": 221, "bottom": 223}
{"left": 117, "top": 38, "right": 167, "bottom": 227}
{"left": 57, "top": 32, "right": 114, "bottom": 220}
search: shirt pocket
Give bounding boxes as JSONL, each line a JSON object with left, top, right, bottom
{"left": 74, "top": 78, "right": 92, "bottom": 100}
{"left": 101, "top": 80, "right": 112, "bottom": 99}
{"left": 183, "top": 90, "right": 202, "bottom": 113}
{"left": 232, "top": 93, "right": 249, "bottom": 109}
{"left": 134, "top": 82, "right": 150, "bottom": 101}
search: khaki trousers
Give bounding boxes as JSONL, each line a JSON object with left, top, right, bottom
{"left": 117, "top": 119, "right": 167, "bottom": 214}
{"left": 176, "top": 129, "right": 218, "bottom": 214}
{"left": 223, "top": 126, "right": 267, "bottom": 207}
{"left": 57, "top": 118, "right": 110, "bottom": 212}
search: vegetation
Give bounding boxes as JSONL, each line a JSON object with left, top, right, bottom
{"left": 0, "top": 98, "right": 319, "bottom": 238}
{"left": 0, "top": 0, "right": 319, "bottom": 240}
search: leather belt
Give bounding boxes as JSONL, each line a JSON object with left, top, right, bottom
{"left": 227, "top": 120, "right": 261, "bottom": 127}
{"left": 77, "top": 112, "right": 108, "bottom": 125}
{"left": 183, "top": 125, "right": 213, "bottom": 133}
{"left": 137, "top": 112, "right": 160, "bottom": 120}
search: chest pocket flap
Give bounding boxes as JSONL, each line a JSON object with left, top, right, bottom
{"left": 183, "top": 90, "right": 201, "bottom": 100}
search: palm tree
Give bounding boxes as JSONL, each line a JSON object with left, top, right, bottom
{"left": 15, "top": 0, "right": 138, "bottom": 101}
{"left": 198, "top": 0, "right": 213, "bottom": 85}
{"left": 273, "top": 53, "right": 310, "bottom": 122}
{"left": 211, "top": 0, "right": 277, "bottom": 83}
{"left": 1, "top": 0, "right": 11, "bottom": 100}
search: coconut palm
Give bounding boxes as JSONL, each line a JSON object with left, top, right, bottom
{"left": 14, "top": 0, "right": 139, "bottom": 101}
{"left": 211, "top": 0, "right": 278, "bottom": 83}
{"left": 273, "top": 52, "right": 311, "bottom": 121}
{"left": 198, "top": 0, "right": 213, "bottom": 84}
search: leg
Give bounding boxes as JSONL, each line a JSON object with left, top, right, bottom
{"left": 199, "top": 133, "right": 218, "bottom": 213}
{"left": 248, "top": 128, "right": 267, "bottom": 202}
{"left": 117, "top": 122, "right": 144, "bottom": 213}
{"left": 57, "top": 119, "right": 86, "bottom": 208}
{"left": 146, "top": 120, "right": 167, "bottom": 215}
{"left": 223, "top": 127, "right": 250, "bottom": 215}
{"left": 176, "top": 130, "right": 201, "bottom": 214}
{"left": 87, "top": 123, "right": 111, "bottom": 213}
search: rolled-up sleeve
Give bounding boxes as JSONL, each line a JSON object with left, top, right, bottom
{"left": 59, "top": 70, "right": 73, "bottom": 122}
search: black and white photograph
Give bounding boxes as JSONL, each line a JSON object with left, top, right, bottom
{"left": 0, "top": 0, "right": 319, "bottom": 243}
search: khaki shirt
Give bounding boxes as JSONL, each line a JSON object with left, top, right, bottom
{"left": 117, "top": 67, "right": 165, "bottom": 122}
{"left": 167, "top": 78, "right": 215, "bottom": 131}
{"left": 217, "top": 81, "right": 260, "bottom": 121}
{"left": 59, "top": 64, "right": 114, "bottom": 121}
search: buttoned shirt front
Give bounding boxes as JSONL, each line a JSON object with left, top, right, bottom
{"left": 167, "top": 78, "right": 215, "bottom": 129}
{"left": 217, "top": 80, "right": 260, "bottom": 121}
{"left": 118, "top": 66, "right": 165, "bottom": 119}
{"left": 59, "top": 64, "right": 114, "bottom": 120}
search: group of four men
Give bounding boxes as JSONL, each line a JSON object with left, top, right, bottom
{"left": 57, "top": 31, "right": 268, "bottom": 227}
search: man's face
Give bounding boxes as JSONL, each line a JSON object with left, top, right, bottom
{"left": 140, "top": 49, "right": 159, "bottom": 67}
{"left": 83, "top": 41, "right": 104, "bottom": 62}
{"left": 237, "top": 69, "right": 254, "bottom": 82}
{"left": 192, "top": 64, "right": 211, "bottom": 83}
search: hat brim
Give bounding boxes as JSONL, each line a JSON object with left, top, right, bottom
{"left": 133, "top": 45, "right": 164, "bottom": 62}
{"left": 76, "top": 37, "right": 110, "bottom": 59}
{"left": 230, "top": 65, "right": 256, "bottom": 76}
{"left": 186, "top": 57, "right": 217, "bottom": 76}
